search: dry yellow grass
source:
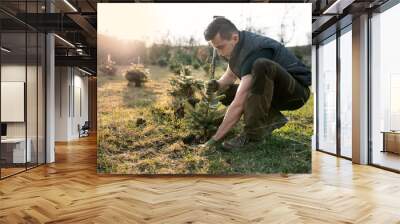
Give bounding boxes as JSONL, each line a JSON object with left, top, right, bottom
{"left": 97, "top": 65, "right": 312, "bottom": 174}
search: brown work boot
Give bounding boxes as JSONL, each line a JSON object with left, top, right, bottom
{"left": 222, "top": 134, "right": 263, "bottom": 151}
{"left": 222, "top": 113, "right": 288, "bottom": 151}
{"left": 264, "top": 111, "right": 288, "bottom": 136}
{"left": 245, "top": 110, "right": 289, "bottom": 140}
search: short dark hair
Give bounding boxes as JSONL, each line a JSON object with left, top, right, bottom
{"left": 204, "top": 17, "right": 238, "bottom": 41}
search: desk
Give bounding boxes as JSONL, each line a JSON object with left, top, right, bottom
{"left": 381, "top": 131, "right": 400, "bottom": 154}
{"left": 1, "top": 138, "right": 31, "bottom": 163}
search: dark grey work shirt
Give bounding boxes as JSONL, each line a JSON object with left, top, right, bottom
{"left": 237, "top": 49, "right": 274, "bottom": 79}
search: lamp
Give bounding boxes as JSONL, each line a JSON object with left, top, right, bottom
{"left": 54, "top": 34, "right": 75, "bottom": 48}
{"left": 322, "top": 0, "right": 355, "bottom": 15}
{"left": 78, "top": 67, "right": 93, "bottom": 76}
{"left": 63, "top": 0, "right": 78, "bottom": 12}
{"left": 1, "top": 47, "right": 11, "bottom": 53}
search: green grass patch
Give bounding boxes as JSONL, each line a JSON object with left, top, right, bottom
{"left": 97, "top": 65, "right": 313, "bottom": 174}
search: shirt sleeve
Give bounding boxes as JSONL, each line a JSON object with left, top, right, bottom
{"left": 239, "top": 49, "right": 274, "bottom": 79}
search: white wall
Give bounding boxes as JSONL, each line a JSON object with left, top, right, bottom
{"left": 55, "top": 67, "right": 89, "bottom": 141}
{"left": 75, "top": 71, "right": 89, "bottom": 139}
{"left": 55, "top": 66, "right": 70, "bottom": 141}
{"left": 1, "top": 64, "right": 26, "bottom": 81}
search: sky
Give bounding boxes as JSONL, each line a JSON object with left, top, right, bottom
{"left": 98, "top": 3, "right": 311, "bottom": 47}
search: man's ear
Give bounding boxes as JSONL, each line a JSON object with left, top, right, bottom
{"left": 231, "top": 32, "right": 239, "bottom": 43}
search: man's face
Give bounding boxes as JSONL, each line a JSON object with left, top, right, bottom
{"left": 208, "top": 32, "right": 239, "bottom": 60}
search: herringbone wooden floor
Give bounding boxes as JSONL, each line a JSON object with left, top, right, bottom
{"left": 1, "top": 135, "right": 400, "bottom": 224}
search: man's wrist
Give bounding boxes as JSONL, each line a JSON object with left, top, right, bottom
{"left": 211, "top": 135, "right": 221, "bottom": 142}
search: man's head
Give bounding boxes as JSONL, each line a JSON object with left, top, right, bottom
{"left": 204, "top": 17, "right": 239, "bottom": 60}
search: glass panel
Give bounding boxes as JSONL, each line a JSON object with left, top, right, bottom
{"left": 1, "top": 31, "right": 27, "bottom": 177}
{"left": 27, "top": 31, "right": 38, "bottom": 169}
{"left": 38, "top": 33, "right": 45, "bottom": 165}
{"left": 0, "top": 1, "right": 46, "bottom": 178}
{"left": 317, "top": 36, "right": 337, "bottom": 154}
{"left": 26, "top": 0, "right": 38, "bottom": 169}
{"left": 312, "top": 45, "right": 317, "bottom": 151}
{"left": 371, "top": 3, "right": 400, "bottom": 171}
{"left": 339, "top": 28, "right": 352, "bottom": 158}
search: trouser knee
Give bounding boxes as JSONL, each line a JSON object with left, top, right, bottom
{"left": 251, "top": 58, "right": 277, "bottom": 95}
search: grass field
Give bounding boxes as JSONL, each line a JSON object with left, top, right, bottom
{"left": 97, "top": 65, "right": 313, "bottom": 174}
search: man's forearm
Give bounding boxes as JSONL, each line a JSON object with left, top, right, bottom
{"left": 216, "top": 68, "right": 237, "bottom": 90}
{"left": 216, "top": 79, "right": 230, "bottom": 91}
{"left": 212, "top": 103, "right": 243, "bottom": 140}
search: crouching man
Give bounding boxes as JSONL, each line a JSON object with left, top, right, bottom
{"left": 203, "top": 17, "right": 311, "bottom": 151}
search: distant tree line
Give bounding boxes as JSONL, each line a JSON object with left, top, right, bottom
{"left": 98, "top": 33, "right": 311, "bottom": 70}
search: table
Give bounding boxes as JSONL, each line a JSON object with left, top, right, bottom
{"left": 381, "top": 131, "right": 400, "bottom": 154}
{"left": 1, "top": 138, "right": 32, "bottom": 163}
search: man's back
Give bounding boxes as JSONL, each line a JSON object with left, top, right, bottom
{"left": 228, "top": 31, "right": 311, "bottom": 87}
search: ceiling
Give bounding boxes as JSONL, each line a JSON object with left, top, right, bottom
{"left": 0, "top": 0, "right": 394, "bottom": 74}
{"left": 0, "top": 0, "right": 98, "bottom": 74}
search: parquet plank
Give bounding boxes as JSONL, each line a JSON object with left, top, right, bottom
{"left": 0, "top": 135, "right": 399, "bottom": 223}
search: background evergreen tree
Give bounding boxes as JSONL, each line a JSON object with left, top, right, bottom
{"left": 168, "top": 65, "right": 203, "bottom": 118}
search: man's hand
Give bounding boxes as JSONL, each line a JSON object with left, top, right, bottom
{"left": 201, "top": 137, "right": 220, "bottom": 148}
{"left": 206, "top": 79, "right": 219, "bottom": 95}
